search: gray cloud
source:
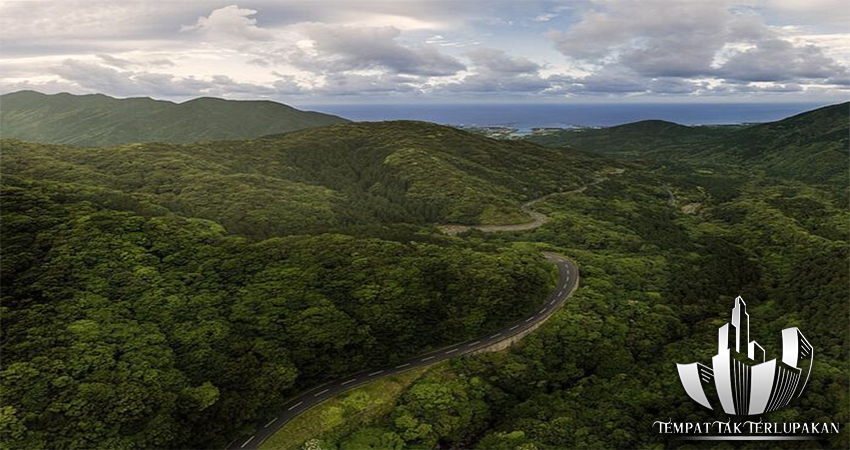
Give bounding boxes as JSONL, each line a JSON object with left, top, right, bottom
{"left": 51, "top": 59, "right": 276, "bottom": 98}
{"left": 97, "top": 54, "right": 134, "bottom": 68}
{"left": 716, "top": 39, "right": 843, "bottom": 82}
{"left": 465, "top": 48, "right": 540, "bottom": 74}
{"left": 546, "top": 0, "right": 848, "bottom": 96}
{"left": 291, "top": 24, "right": 465, "bottom": 76}
{"left": 446, "top": 48, "right": 549, "bottom": 93}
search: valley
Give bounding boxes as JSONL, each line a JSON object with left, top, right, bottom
{"left": 1, "top": 98, "right": 847, "bottom": 450}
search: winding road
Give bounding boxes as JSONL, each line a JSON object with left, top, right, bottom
{"left": 438, "top": 176, "right": 609, "bottom": 235}
{"left": 227, "top": 253, "right": 579, "bottom": 450}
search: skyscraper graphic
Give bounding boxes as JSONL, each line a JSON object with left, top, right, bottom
{"left": 677, "top": 297, "right": 813, "bottom": 415}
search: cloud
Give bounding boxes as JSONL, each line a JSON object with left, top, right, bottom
{"left": 446, "top": 48, "right": 549, "bottom": 93}
{"left": 97, "top": 54, "right": 134, "bottom": 68}
{"left": 181, "top": 5, "right": 273, "bottom": 41}
{"left": 289, "top": 24, "right": 465, "bottom": 76}
{"left": 716, "top": 39, "right": 843, "bottom": 82}
{"left": 50, "top": 59, "right": 276, "bottom": 98}
{"left": 545, "top": 0, "right": 848, "bottom": 95}
{"left": 465, "top": 48, "right": 540, "bottom": 74}
{"left": 1, "top": 1, "right": 847, "bottom": 101}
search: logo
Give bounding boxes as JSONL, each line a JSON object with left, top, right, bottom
{"left": 677, "top": 296, "right": 813, "bottom": 415}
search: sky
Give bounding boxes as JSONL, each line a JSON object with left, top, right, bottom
{"left": 1, "top": 0, "right": 848, "bottom": 104}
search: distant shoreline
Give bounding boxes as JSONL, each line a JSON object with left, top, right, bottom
{"left": 303, "top": 102, "right": 830, "bottom": 130}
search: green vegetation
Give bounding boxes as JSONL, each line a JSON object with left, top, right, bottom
{"left": 313, "top": 108, "right": 849, "bottom": 449}
{"left": 0, "top": 91, "right": 347, "bottom": 146}
{"left": 1, "top": 101, "right": 847, "bottom": 450}
{"left": 2, "top": 121, "right": 602, "bottom": 229}
{"left": 528, "top": 102, "right": 849, "bottom": 185}
{"left": 260, "top": 367, "right": 430, "bottom": 450}
{"left": 1, "top": 173, "right": 555, "bottom": 448}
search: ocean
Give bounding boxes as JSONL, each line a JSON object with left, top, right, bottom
{"left": 304, "top": 102, "right": 832, "bottom": 131}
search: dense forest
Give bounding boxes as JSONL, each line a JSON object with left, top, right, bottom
{"left": 300, "top": 108, "right": 849, "bottom": 449}
{"left": 0, "top": 91, "right": 347, "bottom": 146}
{"left": 1, "top": 174, "right": 555, "bottom": 449}
{"left": 527, "top": 102, "right": 849, "bottom": 185}
{"left": 2, "top": 121, "right": 602, "bottom": 230}
{"left": 1, "top": 102, "right": 847, "bottom": 450}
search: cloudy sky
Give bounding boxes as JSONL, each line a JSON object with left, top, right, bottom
{"left": 1, "top": 0, "right": 848, "bottom": 103}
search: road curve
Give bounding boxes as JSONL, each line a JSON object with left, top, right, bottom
{"left": 438, "top": 177, "right": 608, "bottom": 236}
{"left": 227, "top": 253, "right": 579, "bottom": 450}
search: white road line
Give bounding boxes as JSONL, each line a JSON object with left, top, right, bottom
{"left": 341, "top": 378, "right": 357, "bottom": 385}
{"left": 539, "top": 308, "right": 546, "bottom": 314}
{"left": 525, "top": 317, "right": 533, "bottom": 322}
{"left": 445, "top": 348, "right": 458, "bottom": 354}
{"left": 314, "top": 389, "right": 330, "bottom": 397}
{"left": 421, "top": 356, "right": 435, "bottom": 361}
{"left": 240, "top": 436, "right": 255, "bottom": 448}
{"left": 510, "top": 325, "right": 519, "bottom": 330}
{"left": 550, "top": 300, "right": 556, "bottom": 305}
{"left": 287, "top": 401, "right": 303, "bottom": 411}
{"left": 395, "top": 363, "right": 410, "bottom": 369}
{"left": 490, "top": 333, "right": 502, "bottom": 338}
{"left": 264, "top": 418, "right": 276, "bottom": 428}
{"left": 467, "top": 341, "right": 481, "bottom": 346}
{"left": 369, "top": 370, "right": 385, "bottom": 376}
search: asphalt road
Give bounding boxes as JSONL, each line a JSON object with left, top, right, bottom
{"left": 226, "top": 252, "right": 579, "bottom": 450}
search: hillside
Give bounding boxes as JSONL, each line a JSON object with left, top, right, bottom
{"left": 527, "top": 102, "right": 849, "bottom": 184}
{"left": 1, "top": 121, "right": 605, "bottom": 237}
{"left": 528, "top": 119, "right": 735, "bottom": 156}
{"left": 2, "top": 106, "right": 847, "bottom": 450}
{"left": 0, "top": 90, "right": 348, "bottom": 146}
{"left": 685, "top": 102, "right": 849, "bottom": 183}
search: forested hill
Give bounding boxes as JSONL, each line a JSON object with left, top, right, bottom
{"left": 1, "top": 121, "right": 604, "bottom": 236}
{"left": 527, "top": 102, "right": 849, "bottom": 184}
{"left": 0, "top": 90, "right": 348, "bottom": 146}
{"left": 1, "top": 119, "right": 574, "bottom": 448}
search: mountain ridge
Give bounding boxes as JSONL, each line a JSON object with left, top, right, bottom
{"left": 527, "top": 102, "right": 848, "bottom": 184}
{"left": 0, "top": 90, "right": 349, "bottom": 146}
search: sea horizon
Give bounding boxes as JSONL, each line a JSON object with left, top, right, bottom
{"left": 304, "top": 102, "right": 834, "bottom": 131}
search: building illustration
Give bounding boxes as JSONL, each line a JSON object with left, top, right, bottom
{"left": 677, "top": 297, "right": 813, "bottom": 415}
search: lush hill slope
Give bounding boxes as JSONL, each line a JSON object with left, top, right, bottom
{"left": 0, "top": 90, "right": 348, "bottom": 146}
{"left": 2, "top": 121, "right": 577, "bottom": 449}
{"left": 1, "top": 121, "right": 604, "bottom": 235}
{"left": 311, "top": 144, "right": 849, "bottom": 450}
{"left": 529, "top": 119, "right": 735, "bottom": 156}
{"left": 528, "top": 102, "right": 849, "bottom": 184}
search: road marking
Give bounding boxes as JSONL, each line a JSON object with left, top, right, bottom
{"left": 525, "top": 317, "right": 533, "bottom": 322}
{"left": 421, "top": 356, "right": 435, "bottom": 361}
{"left": 510, "top": 325, "right": 519, "bottom": 330}
{"left": 369, "top": 370, "right": 385, "bottom": 376}
{"left": 467, "top": 341, "right": 481, "bottom": 346}
{"left": 240, "top": 436, "right": 255, "bottom": 448}
{"left": 314, "top": 389, "right": 330, "bottom": 397}
{"left": 341, "top": 378, "right": 357, "bottom": 385}
{"left": 395, "top": 363, "right": 410, "bottom": 369}
{"left": 264, "top": 418, "right": 276, "bottom": 427}
{"left": 550, "top": 300, "right": 556, "bottom": 305}
{"left": 287, "top": 401, "right": 303, "bottom": 411}
{"left": 539, "top": 308, "right": 546, "bottom": 314}
{"left": 490, "top": 333, "right": 501, "bottom": 338}
{"left": 445, "top": 348, "right": 458, "bottom": 354}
